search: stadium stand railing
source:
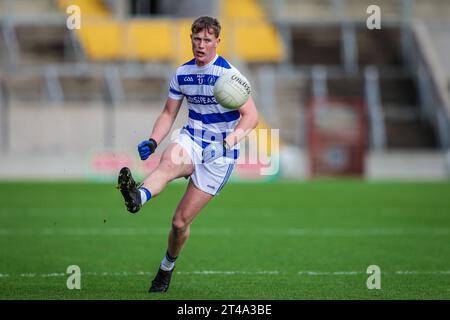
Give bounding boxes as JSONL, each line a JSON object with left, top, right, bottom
{"left": 411, "top": 22, "right": 450, "bottom": 149}
{"left": 1, "top": 0, "right": 450, "bottom": 155}
{"left": 258, "top": 0, "right": 450, "bottom": 151}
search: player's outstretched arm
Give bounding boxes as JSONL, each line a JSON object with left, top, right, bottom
{"left": 149, "top": 98, "right": 183, "bottom": 145}
{"left": 137, "top": 98, "right": 183, "bottom": 161}
{"left": 224, "top": 95, "right": 259, "bottom": 148}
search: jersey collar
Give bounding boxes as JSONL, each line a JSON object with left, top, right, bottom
{"left": 195, "top": 54, "right": 219, "bottom": 69}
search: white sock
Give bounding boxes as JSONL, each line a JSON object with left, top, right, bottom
{"left": 139, "top": 187, "right": 152, "bottom": 205}
{"left": 139, "top": 189, "right": 148, "bottom": 204}
{"left": 160, "top": 256, "right": 175, "bottom": 271}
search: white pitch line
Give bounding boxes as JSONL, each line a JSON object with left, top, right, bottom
{"left": 1, "top": 227, "right": 450, "bottom": 237}
{"left": 0, "top": 271, "right": 277, "bottom": 278}
{"left": 176, "top": 270, "right": 280, "bottom": 275}
{"left": 1, "top": 270, "right": 450, "bottom": 279}
{"left": 297, "top": 271, "right": 362, "bottom": 276}
{"left": 297, "top": 270, "right": 450, "bottom": 276}
{"left": 395, "top": 270, "right": 450, "bottom": 275}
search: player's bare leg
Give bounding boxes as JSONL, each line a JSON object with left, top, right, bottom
{"left": 149, "top": 179, "right": 214, "bottom": 293}
{"left": 169, "top": 179, "right": 213, "bottom": 256}
{"left": 118, "top": 143, "right": 193, "bottom": 213}
{"left": 141, "top": 142, "right": 194, "bottom": 196}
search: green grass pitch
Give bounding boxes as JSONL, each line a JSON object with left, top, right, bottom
{"left": 0, "top": 180, "right": 449, "bottom": 299}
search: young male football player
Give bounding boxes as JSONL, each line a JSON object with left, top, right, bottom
{"left": 118, "top": 16, "right": 259, "bottom": 293}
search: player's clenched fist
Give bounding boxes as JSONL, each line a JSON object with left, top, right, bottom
{"left": 138, "top": 138, "right": 157, "bottom": 160}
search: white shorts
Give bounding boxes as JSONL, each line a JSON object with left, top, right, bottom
{"left": 174, "top": 133, "right": 236, "bottom": 196}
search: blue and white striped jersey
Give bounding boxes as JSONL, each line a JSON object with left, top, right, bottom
{"left": 168, "top": 54, "right": 241, "bottom": 159}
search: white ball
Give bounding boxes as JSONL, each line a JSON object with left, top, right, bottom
{"left": 213, "top": 71, "right": 251, "bottom": 109}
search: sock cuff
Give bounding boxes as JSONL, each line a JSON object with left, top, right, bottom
{"left": 139, "top": 187, "right": 152, "bottom": 201}
{"left": 166, "top": 250, "right": 178, "bottom": 263}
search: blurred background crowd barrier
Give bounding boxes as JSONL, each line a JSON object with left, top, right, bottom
{"left": 0, "top": 0, "right": 450, "bottom": 181}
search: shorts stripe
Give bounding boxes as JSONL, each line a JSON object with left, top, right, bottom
{"left": 217, "top": 164, "right": 234, "bottom": 193}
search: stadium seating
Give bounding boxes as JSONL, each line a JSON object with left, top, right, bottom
{"left": 14, "top": 25, "right": 67, "bottom": 65}
{"left": 258, "top": 0, "right": 450, "bottom": 149}
{"left": 55, "top": 0, "right": 285, "bottom": 64}
{"left": 6, "top": 74, "right": 47, "bottom": 103}
{"left": 1, "top": 0, "right": 449, "bottom": 155}
{"left": 260, "top": 0, "right": 450, "bottom": 22}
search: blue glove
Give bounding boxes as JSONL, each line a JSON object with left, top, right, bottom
{"left": 138, "top": 138, "right": 157, "bottom": 160}
{"left": 202, "top": 141, "right": 227, "bottom": 163}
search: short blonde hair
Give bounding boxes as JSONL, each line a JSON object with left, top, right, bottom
{"left": 191, "top": 16, "right": 221, "bottom": 38}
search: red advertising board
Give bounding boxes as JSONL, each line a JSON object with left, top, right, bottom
{"left": 307, "top": 98, "right": 367, "bottom": 177}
